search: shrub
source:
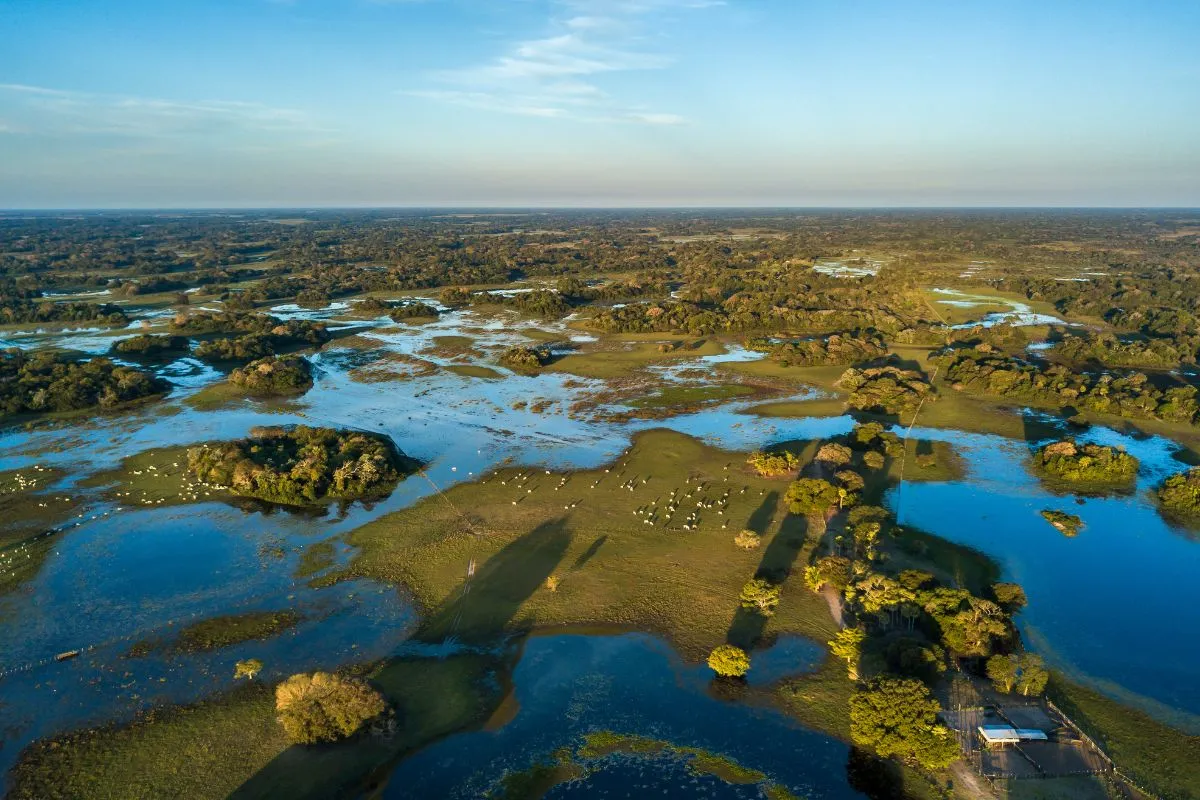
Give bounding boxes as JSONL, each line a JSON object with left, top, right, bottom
{"left": 850, "top": 677, "right": 960, "bottom": 770}
{"left": 111, "top": 334, "right": 190, "bottom": 356}
{"left": 815, "top": 443, "right": 852, "bottom": 466}
{"left": 389, "top": 302, "right": 440, "bottom": 321}
{"left": 733, "top": 529, "right": 761, "bottom": 550}
{"left": 500, "top": 345, "right": 552, "bottom": 370}
{"left": 0, "top": 349, "right": 167, "bottom": 417}
{"left": 785, "top": 477, "right": 840, "bottom": 515}
{"left": 707, "top": 645, "right": 750, "bottom": 678}
{"left": 275, "top": 672, "right": 387, "bottom": 745}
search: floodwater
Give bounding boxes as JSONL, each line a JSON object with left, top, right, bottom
{"left": 0, "top": 299, "right": 1197, "bottom": 790}
{"left": 381, "top": 633, "right": 860, "bottom": 799}
{"left": 931, "top": 288, "right": 1071, "bottom": 328}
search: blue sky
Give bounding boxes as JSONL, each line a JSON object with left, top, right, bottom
{"left": 2, "top": 0, "right": 1198, "bottom": 207}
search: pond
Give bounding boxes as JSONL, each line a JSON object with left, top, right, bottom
{"left": 380, "top": 632, "right": 861, "bottom": 799}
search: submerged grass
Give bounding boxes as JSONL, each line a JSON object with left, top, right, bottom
{"left": 547, "top": 338, "right": 726, "bottom": 379}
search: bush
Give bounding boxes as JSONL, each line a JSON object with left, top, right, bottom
{"left": 111, "top": 334, "right": 190, "bottom": 356}
{"left": 850, "top": 677, "right": 959, "bottom": 770}
{"left": 733, "top": 529, "right": 761, "bottom": 549}
{"left": 275, "top": 672, "right": 387, "bottom": 745}
{"left": 500, "top": 345, "right": 551, "bottom": 370}
{"left": 389, "top": 302, "right": 440, "bottom": 321}
{"left": 1040, "top": 509, "right": 1083, "bottom": 536}
{"left": 785, "top": 477, "right": 840, "bottom": 515}
{"left": 707, "top": 645, "right": 750, "bottom": 678}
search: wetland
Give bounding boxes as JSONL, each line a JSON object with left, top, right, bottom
{"left": 2, "top": 210, "right": 1199, "bottom": 800}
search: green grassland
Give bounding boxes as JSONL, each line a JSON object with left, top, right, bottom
{"left": 9, "top": 653, "right": 501, "bottom": 800}
{"left": 546, "top": 337, "right": 726, "bottom": 379}
{"left": 1048, "top": 677, "right": 1200, "bottom": 800}
{"left": 330, "top": 428, "right": 839, "bottom": 658}
{"left": 0, "top": 466, "right": 84, "bottom": 594}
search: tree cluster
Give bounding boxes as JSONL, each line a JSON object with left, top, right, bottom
{"left": 186, "top": 425, "right": 410, "bottom": 505}
{"left": 0, "top": 349, "right": 166, "bottom": 417}
{"left": 228, "top": 356, "right": 313, "bottom": 396}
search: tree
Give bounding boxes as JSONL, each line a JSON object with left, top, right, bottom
{"left": 740, "top": 578, "right": 781, "bottom": 616}
{"left": 1015, "top": 654, "right": 1049, "bottom": 696}
{"left": 985, "top": 655, "right": 1019, "bottom": 693}
{"left": 991, "top": 582, "right": 1027, "bottom": 611}
{"left": 936, "top": 598, "right": 1009, "bottom": 658}
{"left": 275, "top": 672, "right": 387, "bottom": 745}
{"left": 707, "top": 644, "right": 750, "bottom": 678}
{"left": 986, "top": 653, "right": 1049, "bottom": 696}
{"left": 850, "top": 677, "right": 960, "bottom": 770}
{"left": 816, "top": 442, "right": 853, "bottom": 466}
{"left": 785, "top": 477, "right": 840, "bottom": 515}
{"left": 829, "top": 627, "right": 867, "bottom": 680}
{"left": 804, "top": 555, "right": 852, "bottom": 592}
{"left": 734, "top": 529, "right": 761, "bottom": 550}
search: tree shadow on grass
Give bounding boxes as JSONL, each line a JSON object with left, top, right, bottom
{"left": 726, "top": 504, "right": 809, "bottom": 651}
{"left": 231, "top": 519, "right": 572, "bottom": 799}
{"left": 744, "top": 490, "right": 779, "bottom": 534}
{"left": 416, "top": 517, "right": 573, "bottom": 644}
{"left": 570, "top": 534, "right": 606, "bottom": 570}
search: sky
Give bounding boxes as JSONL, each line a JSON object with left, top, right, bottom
{"left": 1, "top": 0, "right": 1198, "bottom": 208}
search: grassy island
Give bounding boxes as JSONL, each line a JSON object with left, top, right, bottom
{"left": 228, "top": 356, "right": 313, "bottom": 396}
{"left": 1156, "top": 467, "right": 1200, "bottom": 523}
{"left": 1041, "top": 509, "right": 1084, "bottom": 536}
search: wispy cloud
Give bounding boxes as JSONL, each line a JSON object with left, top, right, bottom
{"left": 404, "top": 0, "right": 719, "bottom": 124}
{"left": 0, "top": 83, "right": 328, "bottom": 142}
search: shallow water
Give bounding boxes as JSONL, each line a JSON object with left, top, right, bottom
{"left": 381, "top": 633, "right": 861, "bottom": 799}
{"left": 932, "top": 288, "right": 1071, "bottom": 328}
{"left": 895, "top": 421, "right": 1200, "bottom": 725}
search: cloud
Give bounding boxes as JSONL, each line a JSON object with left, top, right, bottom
{"left": 404, "top": 0, "right": 718, "bottom": 124}
{"left": 0, "top": 83, "right": 328, "bottom": 142}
